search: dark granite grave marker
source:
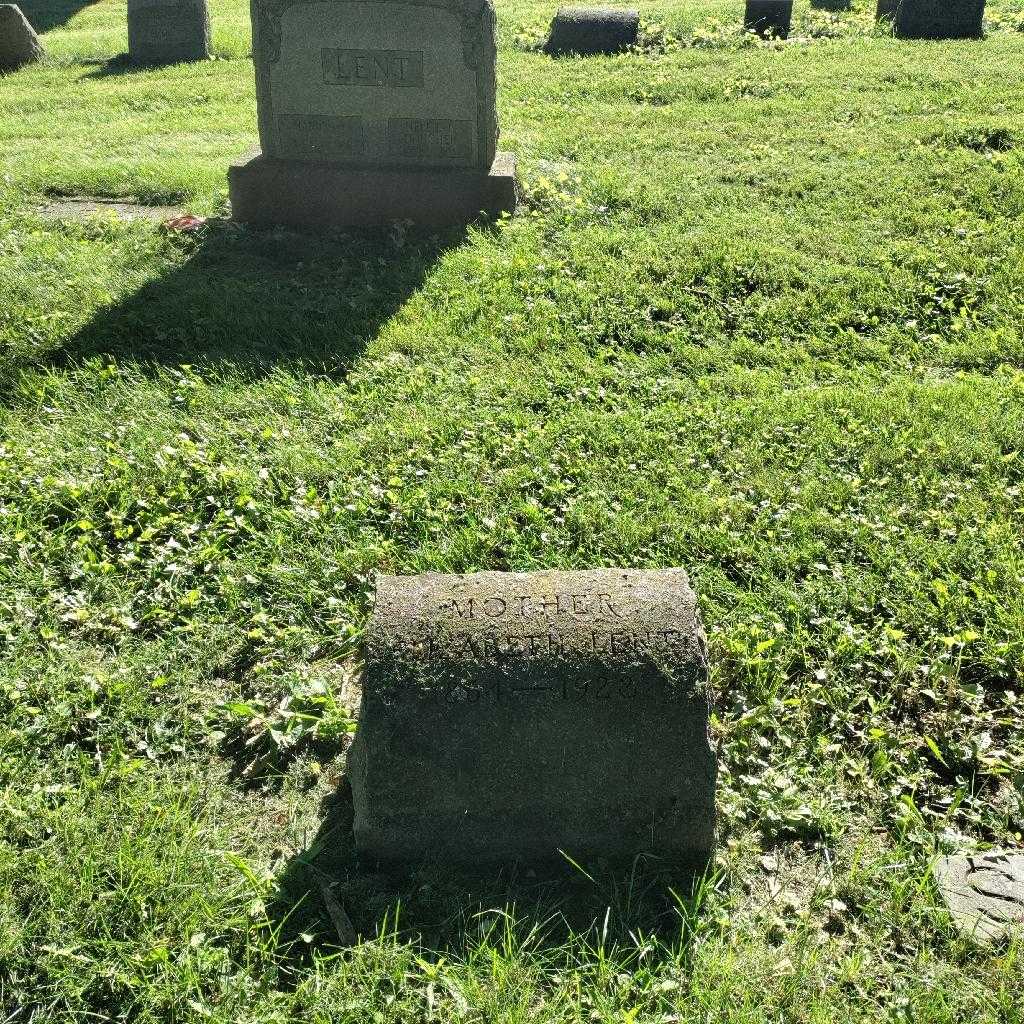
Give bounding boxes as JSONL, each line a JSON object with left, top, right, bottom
{"left": 876, "top": 0, "right": 898, "bottom": 22}
{"left": 127, "top": 0, "right": 211, "bottom": 65}
{"left": 349, "top": 568, "right": 717, "bottom": 868}
{"left": 744, "top": 0, "right": 793, "bottom": 37}
{"left": 543, "top": 7, "right": 640, "bottom": 56}
{"left": 894, "top": 0, "right": 985, "bottom": 39}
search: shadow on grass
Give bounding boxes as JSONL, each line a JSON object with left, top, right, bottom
{"left": 18, "top": 0, "right": 99, "bottom": 33}
{"left": 45, "top": 219, "right": 462, "bottom": 381}
{"left": 81, "top": 53, "right": 227, "bottom": 77}
{"left": 81, "top": 53, "right": 155, "bottom": 78}
{"left": 268, "top": 779, "right": 714, "bottom": 968}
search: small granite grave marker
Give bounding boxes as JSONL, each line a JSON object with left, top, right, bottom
{"left": 875, "top": 0, "right": 898, "bottom": 21}
{"left": 0, "top": 4, "right": 44, "bottom": 73}
{"left": 349, "top": 568, "right": 717, "bottom": 868}
{"left": 543, "top": 7, "right": 640, "bottom": 56}
{"left": 230, "top": 0, "right": 516, "bottom": 229}
{"left": 894, "top": 0, "right": 985, "bottom": 39}
{"left": 127, "top": 0, "right": 211, "bottom": 65}
{"left": 935, "top": 851, "right": 1024, "bottom": 943}
{"left": 744, "top": 0, "right": 793, "bottom": 37}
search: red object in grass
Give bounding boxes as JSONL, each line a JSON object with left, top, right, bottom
{"left": 162, "top": 214, "right": 208, "bottom": 233}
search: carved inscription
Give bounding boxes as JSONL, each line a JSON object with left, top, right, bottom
{"left": 398, "top": 627, "right": 690, "bottom": 662}
{"left": 415, "top": 671, "right": 656, "bottom": 706}
{"left": 385, "top": 586, "right": 698, "bottom": 706}
{"left": 439, "top": 591, "right": 624, "bottom": 620}
{"left": 387, "top": 118, "right": 473, "bottom": 162}
{"left": 937, "top": 851, "right": 1024, "bottom": 942}
{"left": 275, "top": 114, "right": 366, "bottom": 160}
{"left": 322, "top": 48, "right": 424, "bottom": 88}
{"left": 963, "top": 855, "right": 1024, "bottom": 923}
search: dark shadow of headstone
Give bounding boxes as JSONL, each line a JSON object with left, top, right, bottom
{"left": 4, "top": 218, "right": 466, "bottom": 390}
{"left": 268, "top": 777, "right": 715, "bottom": 972}
{"left": 81, "top": 53, "right": 157, "bottom": 77}
{"left": 82, "top": 51, "right": 226, "bottom": 76}
{"left": 16, "top": 0, "right": 98, "bottom": 32}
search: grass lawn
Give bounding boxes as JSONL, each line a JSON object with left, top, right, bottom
{"left": 2, "top": 0, "right": 1024, "bottom": 1019}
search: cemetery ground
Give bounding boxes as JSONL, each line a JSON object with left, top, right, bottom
{"left": 1, "top": 0, "right": 1024, "bottom": 1018}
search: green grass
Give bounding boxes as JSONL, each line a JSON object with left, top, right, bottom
{"left": 2, "top": 0, "right": 1024, "bottom": 1019}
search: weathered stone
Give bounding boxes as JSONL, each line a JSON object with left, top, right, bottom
{"left": 37, "top": 197, "right": 185, "bottom": 223}
{"left": 935, "top": 850, "right": 1024, "bottom": 943}
{"left": 542, "top": 7, "right": 640, "bottom": 56}
{"left": 0, "top": 4, "right": 44, "bottom": 73}
{"left": 894, "top": 0, "right": 985, "bottom": 38}
{"left": 744, "top": 0, "right": 793, "bottom": 37}
{"left": 127, "top": 0, "right": 210, "bottom": 65}
{"left": 348, "top": 568, "right": 717, "bottom": 869}
{"left": 232, "top": 0, "right": 515, "bottom": 230}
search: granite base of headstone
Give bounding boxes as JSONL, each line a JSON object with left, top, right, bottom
{"left": 127, "top": 0, "right": 210, "bottom": 65}
{"left": 744, "top": 0, "right": 794, "bottom": 38}
{"left": 348, "top": 568, "right": 717, "bottom": 869}
{"left": 935, "top": 851, "right": 1024, "bottom": 943}
{"left": 894, "top": 0, "right": 985, "bottom": 38}
{"left": 542, "top": 7, "right": 640, "bottom": 56}
{"left": 230, "top": 150, "right": 516, "bottom": 229}
{"left": 0, "top": 4, "right": 44, "bottom": 73}
{"left": 230, "top": 0, "right": 517, "bottom": 230}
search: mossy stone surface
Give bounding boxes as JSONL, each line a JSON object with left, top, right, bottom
{"left": 349, "top": 569, "right": 716, "bottom": 869}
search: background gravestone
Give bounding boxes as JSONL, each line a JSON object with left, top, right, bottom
{"left": 0, "top": 4, "right": 44, "bottom": 72}
{"left": 894, "top": 0, "right": 985, "bottom": 38}
{"left": 127, "top": 0, "right": 211, "bottom": 65}
{"left": 348, "top": 568, "right": 717, "bottom": 868}
{"left": 876, "top": 0, "right": 898, "bottom": 21}
{"left": 744, "top": 0, "right": 793, "bottom": 38}
{"left": 543, "top": 7, "right": 640, "bottom": 56}
{"left": 230, "top": 0, "right": 516, "bottom": 229}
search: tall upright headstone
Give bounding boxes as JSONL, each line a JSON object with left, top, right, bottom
{"left": 230, "top": 0, "right": 516, "bottom": 229}
{"left": 893, "top": 0, "right": 985, "bottom": 38}
{"left": 127, "top": 0, "right": 211, "bottom": 65}
{"left": 349, "top": 569, "right": 717, "bottom": 868}
{"left": 0, "top": 4, "right": 44, "bottom": 73}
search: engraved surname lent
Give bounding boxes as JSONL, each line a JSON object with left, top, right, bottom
{"left": 321, "top": 48, "right": 424, "bottom": 88}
